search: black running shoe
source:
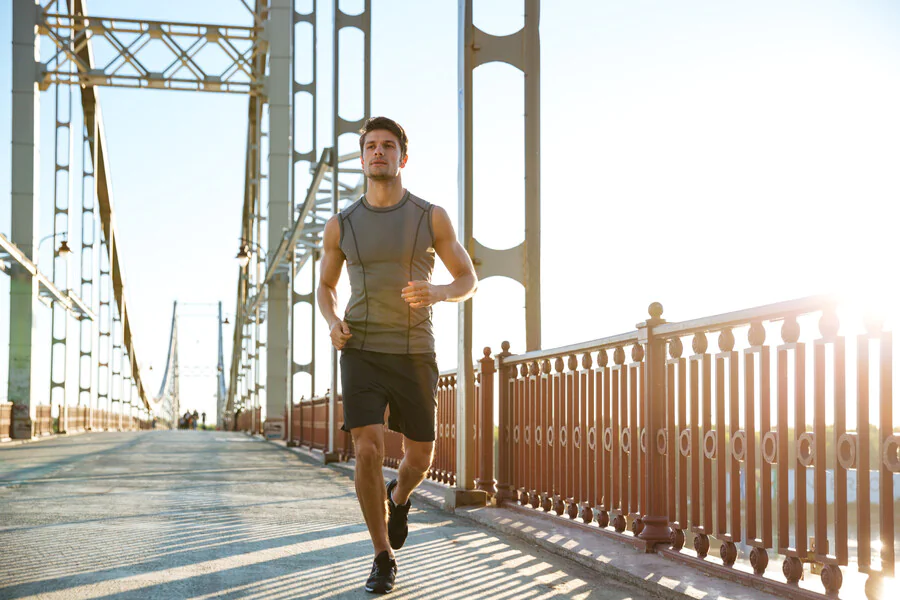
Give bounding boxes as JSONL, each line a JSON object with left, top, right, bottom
{"left": 386, "top": 479, "right": 411, "bottom": 550}
{"left": 365, "top": 550, "right": 397, "bottom": 594}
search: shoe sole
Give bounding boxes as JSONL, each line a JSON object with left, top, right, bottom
{"left": 365, "top": 586, "right": 393, "bottom": 594}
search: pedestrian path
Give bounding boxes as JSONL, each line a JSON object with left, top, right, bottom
{"left": 0, "top": 431, "right": 645, "bottom": 599}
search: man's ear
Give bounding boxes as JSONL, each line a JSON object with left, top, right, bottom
{"left": 400, "top": 154, "right": 409, "bottom": 168}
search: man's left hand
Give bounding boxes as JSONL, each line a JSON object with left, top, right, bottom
{"left": 401, "top": 281, "right": 446, "bottom": 308}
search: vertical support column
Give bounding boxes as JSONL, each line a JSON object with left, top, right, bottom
{"left": 265, "top": 0, "right": 294, "bottom": 440}
{"left": 97, "top": 237, "right": 111, "bottom": 427}
{"left": 637, "top": 302, "right": 672, "bottom": 548}
{"left": 79, "top": 88, "right": 97, "bottom": 426}
{"left": 329, "top": 0, "right": 371, "bottom": 462}
{"left": 455, "top": 0, "right": 541, "bottom": 502}
{"left": 8, "top": 0, "right": 42, "bottom": 435}
{"left": 454, "top": 0, "right": 479, "bottom": 501}
{"left": 523, "top": 0, "right": 541, "bottom": 352}
{"left": 289, "top": 0, "right": 318, "bottom": 444}
{"left": 112, "top": 310, "right": 122, "bottom": 430}
{"left": 49, "top": 0, "right": 75, "bottom": 434}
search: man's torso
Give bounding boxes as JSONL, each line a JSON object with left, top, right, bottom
{"left": 338, "top": 190, "right": 436, "bottom": 354}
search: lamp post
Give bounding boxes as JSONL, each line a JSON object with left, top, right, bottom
{"left": 235, "top": 238, "right": 266, "bottom": 268}
{"left": 36, "top": 232, "right": 72, "bottom": 265}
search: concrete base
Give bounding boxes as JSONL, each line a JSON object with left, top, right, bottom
{"left": 322, "top": 451, "right": 341, "bottom": 464}
{"left": 444, "top": 487, "right": 488, "bottom": 511}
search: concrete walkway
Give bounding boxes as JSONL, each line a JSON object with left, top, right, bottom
{"left": 0, "top": 431, "right": 647, "bottom": 600}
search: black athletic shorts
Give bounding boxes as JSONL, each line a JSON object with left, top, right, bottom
{"left": 340, "top": 348, "right": 439, "bottom": 442}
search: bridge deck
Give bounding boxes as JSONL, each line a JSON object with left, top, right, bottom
{"left": 1, "top": 431, "right": 646, "bottom": 600}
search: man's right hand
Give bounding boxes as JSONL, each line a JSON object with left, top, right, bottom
{"left": 329, "top": 320, "right": 352, "bottom": 350}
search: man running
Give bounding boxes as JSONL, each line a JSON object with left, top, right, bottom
{"left": 317, "top": 116, "right": 477, "bottom": 593}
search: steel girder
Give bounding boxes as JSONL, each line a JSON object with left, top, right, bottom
{"left": 455, "top": 0, "right": 542, "bottom": 491}
{"left": 38, "top": 7, "right": 266, "bottom": 94}
{"left": 0, "top": 233, "right": 95, "bottom": 319}
{"left": 72, "top": 0, "right": 151, "bottom": 411}
{"left": 48, "top": 0, "right": 75, "bottom": 430}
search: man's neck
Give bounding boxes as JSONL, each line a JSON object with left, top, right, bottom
{"left": 365, "top": 177, "right": 405, "bottom": 208}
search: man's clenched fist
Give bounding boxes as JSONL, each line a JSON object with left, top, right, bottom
{"left": 330, "top": 320, "right": 352, "bottom": 349}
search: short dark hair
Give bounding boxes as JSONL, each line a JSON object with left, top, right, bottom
{"left": 359, "top": 116, "right": 408, "bottom": 159}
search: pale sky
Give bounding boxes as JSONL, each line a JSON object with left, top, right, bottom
{"left": 2, "top": 0, "right": 899, "bottom": 423}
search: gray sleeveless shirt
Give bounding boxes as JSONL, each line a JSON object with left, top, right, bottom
{"left": 339, "top": 191, "right": 436, "bottom": 354}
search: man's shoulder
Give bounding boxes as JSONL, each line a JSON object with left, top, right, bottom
{"left": 407, "top": 192, "right": 436, "bottom": 212}
{"left": 338, "top": 197, "right": 364, "bottom": 220}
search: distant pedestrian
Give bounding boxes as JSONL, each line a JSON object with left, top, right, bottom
{"left": 191, "top": 410, "right": 199, "bottom": 430}
{"left": 317, "top": 117, "right": 478, "bottom": 594}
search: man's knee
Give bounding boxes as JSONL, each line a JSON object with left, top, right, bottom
{"left": 354, "top": 435, "right": 384, "bottom": 466}
{"left": 404, "top": 441, "right": 434, "bottom": 473}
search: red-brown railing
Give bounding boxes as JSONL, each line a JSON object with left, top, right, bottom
{"left": 236, "top": 407, "right": 261, "bottom": 434}
{"left": 0, "top": 403, "right": 11, "bottom": 440}
{"left": 428, "top": 371, "right": 459, "bottom": 484}
{"left": 288, "top": 396, "right": 353, "bottom": 459}
{"left": 287, "top": 371, "right": 462, "bottom": 485}
{"left": 492, "top": 297, "right": 898, "bottom": 598}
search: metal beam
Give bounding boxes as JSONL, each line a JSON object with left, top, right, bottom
{"left": 39, "top": 11, "right": 265, "bottom": 94}
{"left": 8, "top": 0, "right": 42, "bottom": 425}
{"left": 72, "top": 0, "right": 150, "bottom": 410}
{"left": 456, "top": 0, "right": 541, "bottom": 493}
{"left": 0, "top": 233, "right": 96, "bottom": 320}
{"left": 328, "top": 0, "right": 371, "bottom": 458}
{"left": 265, "top": 0, "right": 294, "bottom": 438}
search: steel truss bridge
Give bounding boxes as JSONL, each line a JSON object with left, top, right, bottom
{"left": 3, "top": 3, "right": 898, "bottom": 599}
{"left": 4, "top": 0, "right": 541, "bottom": 465}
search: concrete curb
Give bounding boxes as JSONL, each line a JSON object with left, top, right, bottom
{"left": 266, "top": 439, "right": 782, "bottom": 600}
{"left": 0, "top": 429, "right": 88, "bottom": 447}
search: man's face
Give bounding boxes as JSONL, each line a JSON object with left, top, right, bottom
{"left": 361, "top": 129, "right": 407, "bottom": 181}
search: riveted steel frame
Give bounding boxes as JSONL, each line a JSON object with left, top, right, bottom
{"left": 96, "top": 238, "right": 111, "bottom": 420}
{"left": 38, "top": 8, "right": 266, "bottom": 94}
{"left": 264, "top": 0, "right": 294, "bottom": 437}
{"left": 8, "top": 0, "right": 43, "bottom": 428}
{"left": 72, "top": 0, "right": 152, "bottom": 411}
{"left": 457, "top": 0, "right": 541, "bottom": 490}
{"left": 288, "top": 0, "right": 318, "bottom": 444}
{"left": 111, "top": 310, "right": 122, "bottom": 428}
{"left": 49, "top": 0, "right": 75, "bottom": 431}
{"left": 31, "top": 0, "right": 268, "bottom": 418}
{"left": 328, "top": 0, "right": 371, "bottom": 456}
{"left": 78, "top": 84, "right": 97, "bottom": 418}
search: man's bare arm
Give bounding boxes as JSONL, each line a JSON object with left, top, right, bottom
{"left": 317, "top": 216, "right": 352, "bottom": 349}
{"left": 401, "top": 206, "right": 477, "bottom": 308}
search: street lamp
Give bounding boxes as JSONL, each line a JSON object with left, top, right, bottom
{"left": 235, "top": 238, "right": 265, "bottom": 268}
{"left": 37, "top": 232, "right": 72, "bottom": 263}
{"left": 236, "top": 246, "right": 251, "bottom": 267}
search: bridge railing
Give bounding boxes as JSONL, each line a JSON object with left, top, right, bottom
{"left": 236, "top": 408, "right": 262, "bottom": 434}
{"left": 34, "top": 405, "right": 52, "bottom": 436}
{"left": 0, "top": 402, "right": 11, "bottom": 441}
{"left": 287, "top": 368, "right": 470, "bottom": 483}
{"left": 488, "top": 297, "right": 896, "bottom": 598}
